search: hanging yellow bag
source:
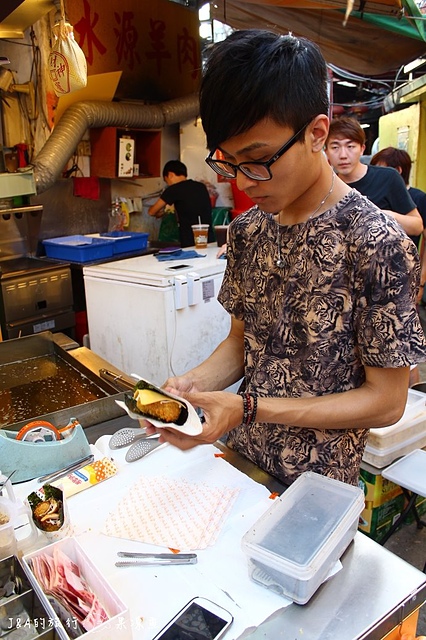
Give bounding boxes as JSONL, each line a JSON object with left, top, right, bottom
{"left": 49, "top": 4, "right": 87, "bottom": 97}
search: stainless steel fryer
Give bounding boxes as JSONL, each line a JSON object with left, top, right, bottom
{"left": 0, "top": 332, "right": 126, "bottom": 432}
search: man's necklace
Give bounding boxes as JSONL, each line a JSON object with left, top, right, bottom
{"left": 276, "top": 169, "right": 335, "bottom": 268}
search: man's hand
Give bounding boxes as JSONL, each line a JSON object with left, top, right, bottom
{"left": 145, "top": 389, "right": 243, "bottom": 449}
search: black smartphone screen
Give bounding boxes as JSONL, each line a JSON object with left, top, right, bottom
{"left": 158, "top": 602, "right": 228, "bottom": 639}
{"left": 166, "top": 264, "right": 190, "bottom": 270}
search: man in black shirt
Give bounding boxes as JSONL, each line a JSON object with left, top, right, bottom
{"left": 148, "top": 160, "right": 214, "bottom": 247}
{"left": 325, "top": 117, "right": 422, "bottom": 238}
{"left": 370, "top": 146, "right": 426, "bottom": 248}
{"left": 370, "top": 146, "right": 426, "bottom": 306}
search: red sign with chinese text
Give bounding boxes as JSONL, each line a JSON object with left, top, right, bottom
{"left": 66, "top": 0, "right": 201, "bottom": 101}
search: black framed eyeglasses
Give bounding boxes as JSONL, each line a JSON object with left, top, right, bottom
{"left": 205, "top": 121, "right": 311, "bottom": 182}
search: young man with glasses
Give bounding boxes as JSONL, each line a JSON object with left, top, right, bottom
{"left": 145, "top": 30, "right": 426, "bottom": 487}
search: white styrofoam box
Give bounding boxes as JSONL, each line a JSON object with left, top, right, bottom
{"left": 367, "top": 412, "right": 426, "bottom": 451}
{"left": 242, "top": 472, "right": 364, "bottom": 605}
{"left": 22, "top": 536, "right": 132, "bottom": 639}
{"left": 363, "top": 418, "right": 426, "bottom": 468}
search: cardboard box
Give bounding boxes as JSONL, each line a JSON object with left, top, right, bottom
{"left": 405, "top": 494, "right": 426, "bottom": 524}
{"left": 358, "top": 493, "right": 405, "bottom": 541}
{"left": 358, "top": 463, "right": 405, "bottom": 541}
{"left": 359, "top": 463, "right": 403, "bottom": 508}
{"left": 22, "top": 537, "right": 132, "bottom": 639}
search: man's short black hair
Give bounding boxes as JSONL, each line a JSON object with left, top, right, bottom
{"left": 200, "top": 30, "right": 329, "bottom": 151}
{"left": 163, "top": 160, "right": 187, "bottom": 178}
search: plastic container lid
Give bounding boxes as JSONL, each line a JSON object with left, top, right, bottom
{"left": 382, "top": 448, "right": 426, "bottom": 495}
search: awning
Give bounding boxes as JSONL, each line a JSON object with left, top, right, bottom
{"left": 210, "top": 0, "right": 426, "bottom": 75}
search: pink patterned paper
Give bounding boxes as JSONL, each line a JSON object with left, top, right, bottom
{"left": 102, "top": 475, "right": 240, "bottom": 550}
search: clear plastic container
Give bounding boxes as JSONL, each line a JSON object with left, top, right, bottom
{"left": 242, "top": 471, "right": 364, "bottom": 604}
{"left": 22, "top": 536, "right": 131, "bottom": 639}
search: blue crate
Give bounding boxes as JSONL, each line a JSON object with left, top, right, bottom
{"left": 43, "top": 235, "right": 114, "bottom": 262}
{"left": 100, "top": 231, "right": 149, "bottom": 254}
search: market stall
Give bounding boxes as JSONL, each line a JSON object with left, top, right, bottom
{"left": 0, "top": 337, "right": 425, "bottom": 640}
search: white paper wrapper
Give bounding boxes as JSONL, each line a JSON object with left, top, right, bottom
{"left": 116, "top": 375, "right": 203, "bottom": 436}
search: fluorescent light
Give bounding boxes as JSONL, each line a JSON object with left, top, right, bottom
{"left": 337, "top": 80, "right": 357, "bottom": 88}
{"left": 199, "top": 22, "right": 212, "bottom": 39}
{"left": 199, "top": 3, "right": 210, "bottom": 20}
{"left": 403, "top": 57, "right": 426, "bottom": 74}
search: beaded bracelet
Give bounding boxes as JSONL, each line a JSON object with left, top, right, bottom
{"left": 239, "top": 392, "right": 258, "bottom": 427}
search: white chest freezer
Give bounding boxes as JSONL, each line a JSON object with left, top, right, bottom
{"left": 83, "top": 246, "right": 231, "bottom": 386}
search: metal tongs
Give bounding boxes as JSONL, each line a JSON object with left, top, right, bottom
{"left": 115, "top": 551, "right": 197, "bottom": 567}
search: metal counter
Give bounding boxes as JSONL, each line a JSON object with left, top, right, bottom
{"left": 67, "top": 343, "right": 426, "bottom": 640}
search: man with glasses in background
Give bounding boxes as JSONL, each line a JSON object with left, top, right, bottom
{"left": 145, "top": 30, "right": 426, "bottom": 487}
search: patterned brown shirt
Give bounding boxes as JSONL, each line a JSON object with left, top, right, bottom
{"left": 219, "top": 190, "right": 426, "bottom": 486}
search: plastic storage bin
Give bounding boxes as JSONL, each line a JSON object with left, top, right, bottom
{"left": 242, "top": 471, "right": 364, "bottom": 604}
{"left": 99, "top": 231, "right": 149, "bottom": 254}
{"left": 43, "top": 235, "right": 114, "bottom": 262}
{"left": 22, "top": 536, "right": 131, "bottom": 639}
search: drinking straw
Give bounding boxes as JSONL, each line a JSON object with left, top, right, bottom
{"left": 198, "top": 216, "right": 201, "bottom": 225}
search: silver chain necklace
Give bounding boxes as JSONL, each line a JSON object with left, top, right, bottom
{"left": 276, "top": 169, "right": 335, "bottom": 268}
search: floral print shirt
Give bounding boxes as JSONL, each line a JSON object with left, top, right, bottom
{"left": 219, "top": 190, "right": 426, "bottom": 486}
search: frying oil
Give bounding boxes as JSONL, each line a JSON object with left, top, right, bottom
{"left": 0, "top": 355, "right": 106, "bottom": 427}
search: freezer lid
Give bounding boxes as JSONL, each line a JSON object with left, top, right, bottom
{"left": 82, "top": 245, "right": 227, "bottom": 286}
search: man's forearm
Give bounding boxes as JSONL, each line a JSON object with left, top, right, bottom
{"left": 255, "top": 366, "right": 410, "bottom": 431}
{"left": 385, "top": 209, "right": 423, "bottom": 236}
{"left": 186, "top": 332, "right": 244, "bottom": 391}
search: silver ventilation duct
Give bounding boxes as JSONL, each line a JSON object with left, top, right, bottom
{"left": 33, "top": 93, "right": 200, "bottom": 193}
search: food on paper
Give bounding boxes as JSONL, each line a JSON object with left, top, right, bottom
{"left": 126, "top": 379, "right": 188, "bottom": 425}
{"left": 30, "top": 545, "right": 109, "bottom": 633}
{"left": 134, "top": 388, "right": 185, "bottom": 423}
{"left": 116, "top": 376, "right": 203, "bottom": 436}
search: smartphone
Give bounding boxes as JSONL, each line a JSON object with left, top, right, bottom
{"left": 152, "top": 596, "right": 233, "bottom": 640}
{"left": 166, "top": 264, "right": 191, "bottom": 270}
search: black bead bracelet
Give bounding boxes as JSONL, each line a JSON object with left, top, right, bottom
{"left": 239, "top": 392, "right": 258, "bottom": 427}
